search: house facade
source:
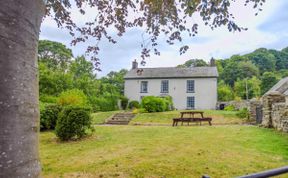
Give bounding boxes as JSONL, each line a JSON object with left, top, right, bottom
{"left": 124, "top": 61, "right": 218, "bottom": 110}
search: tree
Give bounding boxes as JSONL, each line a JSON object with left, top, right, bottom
{"left": 246, "top": 48, "right": 276, "bottom": 74}
{"left": 100, "top": 69, "right": 128, "bottom": 95}
{"left": 0, "top": 0, "right": 265, "bottom": 177}
{"left": 217, "top": 80, "right": 234, "bottom": 101}
{"left": 260, "top": 72, "right": 280, "bottom": 95}
{"left": 178, "top": 59, "right": 208, "bottom": 68}
{"left": 38, "top": 40, "right": 73, "bottom": 70}
{"left": 234, "top": 77, "right": 261, "bottom": 100}
{"left": 221, "top": 56, "right": 259, "bottom": 86}
{"left": 0, "top": 1, "right": 45, "bottom": 177}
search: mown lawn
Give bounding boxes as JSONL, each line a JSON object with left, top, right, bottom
{"left": 91, "top": 111, "right": 120, "bottom": 124}
{"left": 130, "top": 110, "right": 245, "bottom": 126}
{"left": 40, "top": 125, "right": 288, "bottom": 178}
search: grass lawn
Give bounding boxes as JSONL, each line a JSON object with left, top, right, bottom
{"left": 40, "top": 125, "right": 288, "bottom": 178}
{"left": 91, "top": 111, "right": 120, "bottom": 124}
{"left": 130, "top": 110, "right": 245, "bottom": 126}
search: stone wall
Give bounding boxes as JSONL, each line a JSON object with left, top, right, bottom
{"left": 271, "top": 103, "right": 288, "bottom": 132}
{"left": 261, "top": 91, "right": 288, "bottom": 132}
{"left": 249, "top": 99, "right": 262, "bottom": 121}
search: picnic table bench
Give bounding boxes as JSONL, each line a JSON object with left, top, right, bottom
{"left": 172, "top": 111, "right": 212, "bottom": 126}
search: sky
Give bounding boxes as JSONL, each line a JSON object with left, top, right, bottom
{"left": 40, "top": 0, "right": 288, "bottom": 77}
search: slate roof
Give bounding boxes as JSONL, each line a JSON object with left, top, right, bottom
{"left": 124, "top": 67, "right": 218, "bottom": 79}
{"left": 265, "top": 77, "right": 288, "bottom": 96}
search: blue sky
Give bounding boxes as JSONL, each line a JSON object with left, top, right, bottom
{"left": 40, "top": 1, "right": 288, "bottom": 77}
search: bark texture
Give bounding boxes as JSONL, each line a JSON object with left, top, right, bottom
{"left": 0, "top": 0, "right": 45, "bottom": 177}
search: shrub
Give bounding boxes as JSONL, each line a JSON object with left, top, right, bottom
{"left": 237, "top": 108, "right": 249, "bottom": 119}
{"left": 40, "top": 104, "right": 62, "bottom": 130}
{"left": 128, "top": 100, "right": 140, "bottom": 109}
{"left": 55, "top": 106, "right": 93, "bottom": 141}
{"left": 120, "top": 96, "right": 129, "bottom": 110}
{"left": 89, "top": 96, "right": 118, "bottom": 112}
{"left": 141, "top": 96, "right": 168, "bottom": 112}
{"left": 224, "top": 105, "right": 236, "bottom": 111}
{"left": 57, "top": 89, "right": 88, "bottom": 107}
{"left": 162, "top": 96, "right": 174, "bottom": 111}
{"left": 40, "top": 95, "right": 58, "bottom": 103}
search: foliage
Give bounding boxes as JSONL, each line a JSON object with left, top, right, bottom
{"left": 234, "top": 77, "right": 261, "bottom": 99}
{"left": 38, "top": 40, "right": 73, "bottom": 70}
{"left": 55, "top": 106, "right": 93, "bottom": 141}
{"left": 57, "top": 89, "right": 88, "bottom": 107}
{"left": 100, "top": 69, "right": 128, "bottom": 95}
{"left": 220, "top": 56, "right": 259, "bottom": 86}
{"left": 260, "top": 72, "right": 280, "bottom": 95}
{"left": 128, "top": 100, "right": 140, "bottom": 109}
{"left": 224, "top": 105, "right": 236, "bottom": 111}
{"left": 40, "top": 104, "right": 62, "bottom": 130}
{"left": 246, "top": 48, "right": 276, "bottom": 74}
{"left": 120, "top": 96, "right": 129, "bottom": 110}
{"left": 140, "top": 96, "right": 173, "bottom": 113}
{"left": 218, "top": 81, "right": 234, "bottom": 101}
{"left": 39, "top": 95, "right": 58, "bottom": 103}
{"left": 89, "top": 96, "right": 118, "bottom": 112}
{"left": 236, "top": 108, "right": 250, "bottom": 119}
{"left": 177, "top": 59, "right": 208, "bottom": 67}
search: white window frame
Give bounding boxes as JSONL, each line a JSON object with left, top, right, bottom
{"left": 187, "top": 80, "right": 195, "bottom": 93}
{"left": 187, "top": 96, "right": 195, "bottom": 109}
{"left": 161, "top": 80, "right": 169, "bottom": 93}
{"left": 140, "top": 81, "right": 148, "bottom": 93}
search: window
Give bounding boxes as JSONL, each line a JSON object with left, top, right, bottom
{"left": 187, "top": 96, "right": 195, "bottom": 109}
{"left": 140, "top": 81, "right": 148, "bottom": 93}
{"left": 161, "top": 80, "right": 169, "bottom": 93}
{"left": 187, "top": 80, "right": 195, "bottom": 93}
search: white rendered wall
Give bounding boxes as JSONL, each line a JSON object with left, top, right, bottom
{"left": 124, "top": 78, "right": 217, "bottom": 110}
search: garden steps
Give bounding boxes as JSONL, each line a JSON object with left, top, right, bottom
{"left": 105, "top": 112, "right": 135, "bottom": 125}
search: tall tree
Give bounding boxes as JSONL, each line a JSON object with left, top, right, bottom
{"left": 178, "top": 59, "right": 208, "bottom": 67}
{"left": 0, "top": 1, "right": 45, "bottom": 177}
{"left": 38, "top": 40, "right": 73, "bottom": 70}
{"left": 260, "top": 72, "right": 280, "bottom": 95}
{"left": 0, "top": 0, "right": 265, "bottom": 177}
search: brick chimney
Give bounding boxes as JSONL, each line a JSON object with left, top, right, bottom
{"left": 210, "top": 57, "right": 216, "bottom": 67}
{"left": 132, "top": 59, "right": 138, "bottom": 69}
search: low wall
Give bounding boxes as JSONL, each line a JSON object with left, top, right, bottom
{"left": 271, "top": 103, "right": 288, "bottom": 132}
{"left": 261, "top": 91, "right": 288, "bottom": 132}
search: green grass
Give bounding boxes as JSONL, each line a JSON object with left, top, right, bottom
{"left": 91, "top": 111, "right": 119, "bottom": 124}
{"left": 40, "top": 125, "right": 288, "bottom": 178}
{"left": 130, "top": 110, "right": 245, "bottom": 125}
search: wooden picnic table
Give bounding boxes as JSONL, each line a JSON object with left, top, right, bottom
{"left": 172, "top": 111, "right": 212, "bottom": 126}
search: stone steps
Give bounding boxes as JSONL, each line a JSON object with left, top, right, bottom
{"left": 105, "top": 112, "right": 135, "bottom": 125}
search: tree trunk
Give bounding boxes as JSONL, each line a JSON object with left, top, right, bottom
{"left": 0, "top": 0, "right": 45, "bottom": 177}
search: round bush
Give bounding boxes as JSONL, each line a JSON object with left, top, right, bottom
{"left": 141, "top": 96, "right": 167, "bottom": 112}
{"left": 55, "top": 106, "right": 92, "bottom": 141}
{"left": 128, "top": 100, "right": 140, "bottom": 109}
{"left": 40, "top": 104, "right": 62, "bottom": 130}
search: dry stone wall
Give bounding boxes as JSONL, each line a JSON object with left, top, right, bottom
{"left": 261, "top": 91, "right": 288, "bottom": 132}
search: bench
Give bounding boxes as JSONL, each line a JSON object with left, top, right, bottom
{"left": 172, "top": 111, "right": 212, "bottom": 126}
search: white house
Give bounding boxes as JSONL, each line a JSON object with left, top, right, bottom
{"left": 124, "top": 60, "right": 218, "bottom": 110}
